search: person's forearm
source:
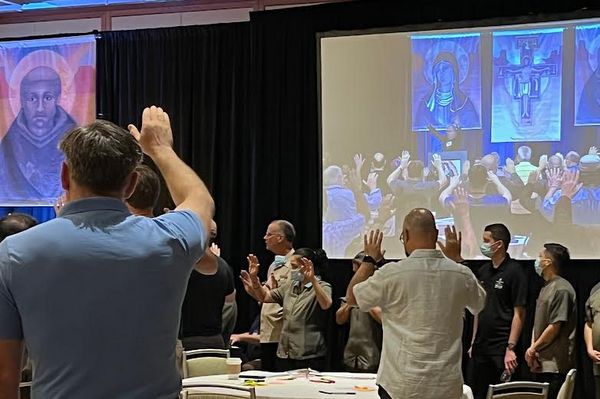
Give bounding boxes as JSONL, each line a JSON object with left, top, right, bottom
{"left": 387, "top": 166, "right": 402, "bottom": 187}
{"left": 336, "top": 304, "right": 351, "bottom": 325}
{"left": 508, "top": 307, "right": 526, "bottom": 347}
{"left": 150, "top": 148, "right": 214, "bottom": 220}
{"left": 585, "top": 323, "right": 595, "bottom": 352}
{"left": 471, "top": 314, "right": 478, "bottom": 347}
{"left": 312, "top": 280, "right": 332, "bottom": 310}
{"left": 532, "top": 323, "right": 561, "bottom": 352}
{"left": 495, "top": 181, "right": 512, "bottom": 203}
{"left": 436, "top": 165, "right": 447, "bottom": 187}
{"left": 428, "top": 125, "right": 445, "bottom": 142}
{"left": 237, "top": 333, "right": 261, "bottom": 345}
{"left": 353, "top": 190, "right": 370, "bottom": 218}
{"left": 346, "top": 263, "right": 376, "bottom": 306}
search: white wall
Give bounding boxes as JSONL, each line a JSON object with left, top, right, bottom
{"left": 0, "top": 18, "right": 101, "bottom": 39}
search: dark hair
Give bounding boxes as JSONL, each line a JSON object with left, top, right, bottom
{"left": 126, "top": 165, "right": 160, "bottom": 210}
{"left": 484, "top": 223, "right": 511, "bottom": 251}
{"left": 468, "top": 164, "right": 488, "bottom": 189}
{"left": 59, "top": 120, "right": 143, "bottom": 195}
{"left": 295, "top": 247, "right": 328, "bottom": 276}
{"left": 544, "top": 243, "right": 570, "bottom": 275}
{"left": 407, "top": 160, "right": 424, "bottom": 179}
{"left": 276, "top": 220, "right": 296, "bottom": 243}
{"left": 0, "top": 213, "right": 38, "bottom": 242}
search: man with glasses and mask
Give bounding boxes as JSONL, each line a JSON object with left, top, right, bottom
{"left": 345, "top": 208, "right": 486, "bottom": 399}
{"left": 465, "top": 223, "right": 528, "bottom": 399}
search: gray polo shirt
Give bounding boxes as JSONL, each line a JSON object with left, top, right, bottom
{"left": 0, "top": 197, "right": 205, "bottom": 399}
{"left": 270, "top": 278, "right": 332, "bottom": 360}
{"left": 533, "top": 276, "right": 576, "bottom": 374}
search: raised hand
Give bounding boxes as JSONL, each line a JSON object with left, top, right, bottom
{"left": 438, "top": 225, "right": 462, "bottom": 262}
{"left": 451, "top": 186, "right": 470, "bottom": 216}
{"left": 546, "top": 168, "right": 563, "bottom": 189}
{"left": 128, "top": 106, "right": 173, "bottom": 157}
{"left": 560, "top": 170, "right": 583, "bottom": 199}
{"left": 538, "top": 154, "right": 548, "bottom": 171}
{"left": 590, "top": 146, "right": 599, "bottom": 156}
{"left": 462, "top": 160, "right": 470, "bottom": 176}
{"left": 240, "top": 254, "right": 261, "bottom": 293}
{"left": 299, "top": 257, "right": 315, "bottom": 283}
{"left": 54, "top": 193, "right": 67, "bottom": 216}
{"left": 363, "top": 172, "right": 379, "bottom": 191}
{"left": 363, "top": 229, "right": 384, "bottom": 261}
{"left": 505, "top": 158, "right": 516, "bottom": 174}
{"left": 210, "top": 243, "right": 221, "bottom": 257}
{"left": 449, "top": 175, "right": 461, "bottom": 189}
{"left": 487, "top": 170, "right": 501, "bottom": 186}
{"left": 432, "top": 153, "right": 442, "bottom": 169}
{"left": 247, "top": 254, "right": 260, "bottom": 278}
{"left": 400, "top": 150, "right": 410, "bottom": 168}
{"left": 354, "top": 153, "right": 365, "bottom": 172}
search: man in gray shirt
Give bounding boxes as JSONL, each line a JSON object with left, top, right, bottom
{"left": 0, "top": 106, "right": 214, "bottom": 399}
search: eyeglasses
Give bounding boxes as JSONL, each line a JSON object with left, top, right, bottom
{"left": 400, "top": 232, "right": 405, "bottom": 244}
{"left": 265, "top": 232, "right": 282, "bottom": 238}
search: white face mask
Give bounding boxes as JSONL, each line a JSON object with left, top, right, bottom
{"left": 534, "top": 258, "right": 544, "bottom": 277}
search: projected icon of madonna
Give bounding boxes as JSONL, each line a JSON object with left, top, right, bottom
{"left": 413, "top": 51, "right": 480, "bottom": 130}
{"left": 0, "top": 50, "right": 77, "bottom": 204}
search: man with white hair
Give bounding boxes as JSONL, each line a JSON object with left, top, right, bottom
{"left": 515, "top": 146, "right": 538, "bottom": 184}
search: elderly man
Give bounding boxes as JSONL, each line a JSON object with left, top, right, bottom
{"left": 346, "top": 209, "right": 486, "bottom": 399}
{"left": 0, "top": 66, "right": 77, "bottom": 203}
{"left": 0, "top": 106, "right": 214, "bottom": 399}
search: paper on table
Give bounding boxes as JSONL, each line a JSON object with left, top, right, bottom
{"left": 319, "top": 372, "right": 377, "bottom": 380}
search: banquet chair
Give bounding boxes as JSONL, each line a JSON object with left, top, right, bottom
{"left": 486, "top": 381, "right": 549, "bottom": 399}
{"left": 182, "top": 349, "right": 230, "bottom": 379}
{"left": 180, "top": 384, "right": 256, "bottom": 399}
{"left": 556, "top": 369, "right": 576, "bottom": 399}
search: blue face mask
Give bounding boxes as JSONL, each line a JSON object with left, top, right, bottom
{"left": 480, "top": 243, "right": 495, "bottom": 258}
{"left": 274, "top": 255, "right": 286, "bottom": 265}
{"left": 534, "top": 258, "right": 544, "bottom": 277}
{"left": 291, "top": 270, "right": 303, "bottom": 282}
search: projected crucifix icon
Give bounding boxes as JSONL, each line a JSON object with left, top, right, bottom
{"left": 496, "top": 36, "right": 558, "bottom": 126}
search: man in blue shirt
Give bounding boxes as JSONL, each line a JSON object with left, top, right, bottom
{"left": 0, "top": 106, "right": 214, "bottom": 399}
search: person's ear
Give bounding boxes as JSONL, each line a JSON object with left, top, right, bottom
{"left": 60, "top": 162, "right": 70, "bottom": 192}
{"left": 123, "top": 170, "right": 139, "bottom": 200}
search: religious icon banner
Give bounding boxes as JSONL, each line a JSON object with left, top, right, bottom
{"left": 411, "top": 33, "right": 482, "bottom": 132}
{"left": 491, "top": 28, "right": 563, "bottom": 143}
{"left": 575, "top": 24, "right": 600, "bottom": 126}
{"left": 0, "top": 35, "right": 96, "bottom": 206}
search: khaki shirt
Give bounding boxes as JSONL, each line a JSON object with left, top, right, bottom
{"left": 533, "top": 276, "right": 576, "bottom": 374}
{"left": 259, "top": 250, "right": 293, "bottom": 343}
{"left": 585, "top": 282, "right": 600, "bottom": 375}
{"left": 271, "top": 279, "right": 332, "bottom": 360}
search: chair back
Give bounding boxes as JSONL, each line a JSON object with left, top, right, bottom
{"left": 556, "top": 369, "right": 576, "bottom": 399}
{"left": 486, "top": 381, "right": 549, "bottom": 399}
{"left": 181, "top": 383, "right": 256, "bottom": 399}
{"left": 182, "top": 349, "right": 230, "bottom": 378}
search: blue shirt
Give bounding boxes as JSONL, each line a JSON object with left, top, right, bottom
{"left": 0, "top": 197, "right": 205, "bottom": 399}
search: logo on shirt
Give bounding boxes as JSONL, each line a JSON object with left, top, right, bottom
{"left": 494, "top": 278, "right": 504, "bottom": 290}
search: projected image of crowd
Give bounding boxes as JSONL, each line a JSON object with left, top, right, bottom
{"left": 323, "top": 144, "right": 600, "bottom": 259}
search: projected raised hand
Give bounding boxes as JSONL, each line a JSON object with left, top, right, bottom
{"left": 400, "top": 150, "right": 410, "bottom": 169}
{"left": 590, "top": 146, "right": 598, "bottom": 156}
{"left": 505, "top": 158, "right": 516, "bottom": 174}
{"left": 363, "top": 172, "right": 379, "bottom": 192}
{"left": 353, "top": 153, "right": 365, "bottom": 172}
{"left": 432, "top": 153, "right": 442, "bottom": 169}
{"left": 560, "top": 170, "right": 582, "bottom": 199}
{"left": 546, "top": 168, "right": 563, "bottom": 190}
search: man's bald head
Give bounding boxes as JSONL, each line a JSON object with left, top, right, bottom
{"left": 480, "top": 154, "right": 498, "bottom": 173}
{"left": 402, "top": 208, "right": 438, "bottom": 255}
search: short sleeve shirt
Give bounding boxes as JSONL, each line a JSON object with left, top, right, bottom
{"left": 585, "top": 282, "right": 600, "bottom": 375}
{"left": 259, "top": 250, "right": 293, "bottom": 343}
{"left": 270, "top": 279, "right": 332, "bottom": 360}
{"left": 474, "top": 255, "right": 528, "bottom": 356}
{"left": 0, "top": 198, "right": 205, "bottom": 399}
{"left": 533, "top": 276, "right": 576, "bottom": 373}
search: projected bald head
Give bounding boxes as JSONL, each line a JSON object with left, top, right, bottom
{"left": 20, "top": 66, "right": 62, "bottom": 138}
{"left": 402, "top": 208, "right": 438, "bottom": 256}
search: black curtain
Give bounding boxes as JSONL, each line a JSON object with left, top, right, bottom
{"left": 94, "top": 0, "right": 600, "bottom": 396}
{"left": 96, "top": 24, "right": 258, "bottom": 328}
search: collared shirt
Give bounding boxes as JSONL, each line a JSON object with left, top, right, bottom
{"left": 259, "top": 249, "right": 293, "bottom": 343}
{"left": 533, "top": 276, "right": 576, "bottom": 374}
{"left": 586, "top": 282, "right": 600, "bottom": 376}
{"left": 270, "top": 278, "right": 332, "bottom": 360}
{"left": 0, "top": 197, "right": 205, "bottom": 399}
{"left": 474, "top": 254, "right": 528, "bottom": 356}
{"left": 353, "top": 249, "right": 486, "bottom": 399}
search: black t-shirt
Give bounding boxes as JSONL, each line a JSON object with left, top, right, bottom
{"left": 474, "top": 255, "right": 528, "bottom": 356}
{"left": 180, "top": 256, "right": 235, "bottom": 337}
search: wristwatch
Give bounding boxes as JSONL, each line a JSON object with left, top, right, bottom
{"left": 362, "top": 255, "right": 377, "bottom": 265}
{"left": 507, "top": 343, "right": 516, "bottom": 351}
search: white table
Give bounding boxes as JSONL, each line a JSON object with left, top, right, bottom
{"left": 182, "top": 372, "right": 474, "bottom": 399}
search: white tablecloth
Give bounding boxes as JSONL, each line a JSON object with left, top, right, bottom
{"left": 182, "top": 372, "right": 474, "bottom": 399}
